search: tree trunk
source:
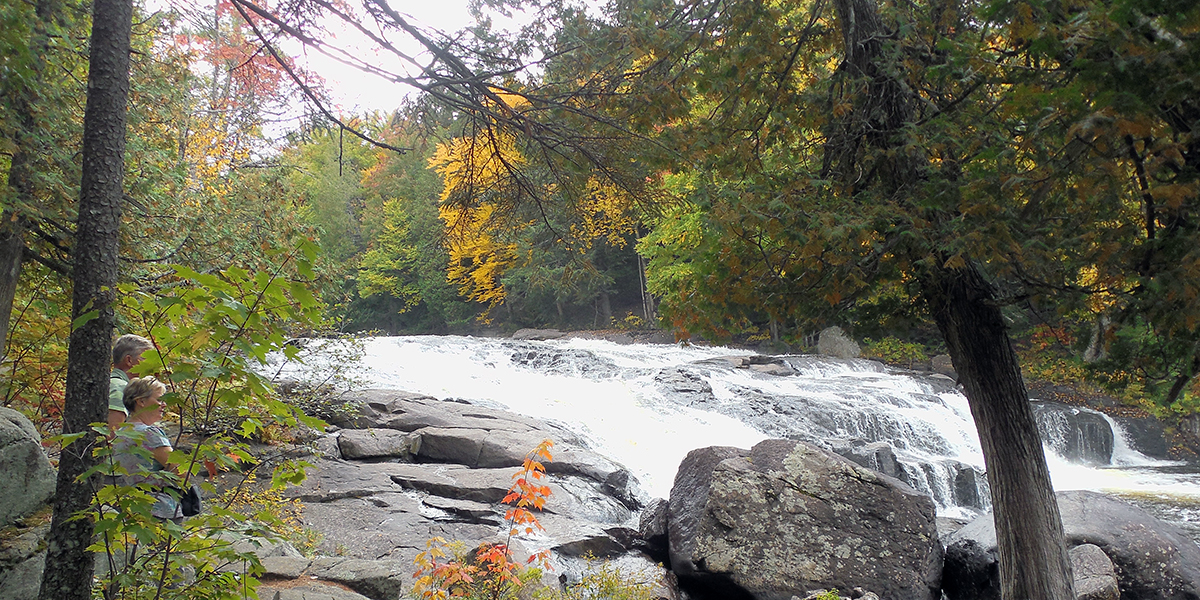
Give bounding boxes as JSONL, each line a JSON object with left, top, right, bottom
{"left": 826, "top": 0, "right": 1076, "bottom": 595}
{"left": 597, "top": 290, "right": 612, "bottom": 326}
{"left": 0, "top": 0, "right": 62, "bottom": 358}
{"left": 37, "top": 0, "right": 131, "bottom": 598}
{"left": 0, "top": 216, "right": 25, "bottom": 359}
{"left": 922, "top": 263, "right": 1074, "bottom": 600}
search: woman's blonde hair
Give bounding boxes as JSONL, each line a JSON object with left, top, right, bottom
{"left": 123, "top": 376, "right": 167, "bottom": 413}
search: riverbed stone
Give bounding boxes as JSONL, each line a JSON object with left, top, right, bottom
{"left": 668, "top": 439, "right": 942, "bottom": 600}
{"left": 337, "top": 428, "right": 417, "bottom": 460}
{"left": 307, "top": 556, "right": 412, "bottom": 600}
{"left": 1071, "top": 543, "right": 1119, "bottom": 600}
{"left": 638, "top": 497, "right": 670, "bottom": 563}
{"left": 512, "top": 328, "right": 566, "bottom": 340}
{"left": 1032, "top": 402, "right": 1114, "bottom": 465}
{"left": 944, "top": 490, "right": 1200, "bottom": 600}
{"left": 258, "top": 582, "right": 373, "bottom": 600}
{"left": 831, "top": 440, "right": 901, "bottom": 479}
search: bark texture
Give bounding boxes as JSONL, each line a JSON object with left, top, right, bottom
{"left": 37, "top": 0, "right": 131, "bottom": 598}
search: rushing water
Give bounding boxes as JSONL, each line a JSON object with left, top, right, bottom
{"left": 274, "top": 334, "right": 1200, "bottom": 537}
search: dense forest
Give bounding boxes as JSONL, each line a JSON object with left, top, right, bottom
{"left": 5, "top": 1, "right": 1197, "bottom": 415}
{"left": 2, "top": 0, "right": 1198, "bottom": 598}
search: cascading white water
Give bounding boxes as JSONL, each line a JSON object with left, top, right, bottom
{"left": 274, "top": 335, "right": 1200, "bottom": 529}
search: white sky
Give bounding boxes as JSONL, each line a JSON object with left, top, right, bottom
{"left": 149, "top": 0, "right": 525, "bottom": 114}
{"left": 294, "top": 2, "right": 479, "bottom": 113}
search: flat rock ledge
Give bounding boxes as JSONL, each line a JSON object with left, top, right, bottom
{"left": 270, "top": 388, "right": 666, "bottom": 600}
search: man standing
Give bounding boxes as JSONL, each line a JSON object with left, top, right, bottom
{"left": 107, "top": 334, "right": 153, "bottom": 428}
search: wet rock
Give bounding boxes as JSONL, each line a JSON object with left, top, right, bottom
{"left": 668, "top": 440, "right": 942, "bottom": 600}
{"left": 831, "top": 440, "right": 902, "bottom": 480}
{"left": 950, "top": 462, "right": 988, "bottom": 510}
{"left": 944, "top": 491, "right": 1200, "bottom": 600}
{"left": 638, "top": 497, "right": 670, "bottom": 564}
{"left": 749, "top": 362, "right": 795, "bottom": 376}
{"left": 653, "top": 368, "right": 715, "bottom": 406}
{"left": 512, "top": 328, "right": 566, "bottom": 341}
{"left": 1032, "top": 402, "right": 1115, "bottom": 465}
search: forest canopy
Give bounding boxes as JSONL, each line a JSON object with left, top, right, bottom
{"left": 2, "top": 0, "right": 1197, "bottom": 433}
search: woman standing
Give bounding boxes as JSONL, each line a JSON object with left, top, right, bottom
{"left": 117, "top": 376, "right": 184, "bottom": 521}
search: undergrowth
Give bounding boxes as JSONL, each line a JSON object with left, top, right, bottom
{"left": 408, "top": 440, "right": 656, "bottom": 600}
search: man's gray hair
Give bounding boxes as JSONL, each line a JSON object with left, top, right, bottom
{"left": 112, "top": 334, "right": 153, "bottom": 365}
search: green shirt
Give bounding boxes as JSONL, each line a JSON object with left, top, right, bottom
{"left": 109, "top": 369, "right": 129, "bottom": 415}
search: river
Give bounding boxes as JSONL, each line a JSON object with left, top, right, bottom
{"left": 274, "top": 334, "right": 1200, "bottom": 540}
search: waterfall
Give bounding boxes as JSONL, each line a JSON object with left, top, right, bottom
{"left": 273, "top": 335, "right": 1200, "bottom": 525}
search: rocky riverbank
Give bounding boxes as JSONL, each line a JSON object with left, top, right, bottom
{"left": 260, "top": 386, "right": 1200, "bottom": 600}
{"left": 4, "top": 379, "right": 1200, "bottom": 600}
{"left": 5, "top": 328, "right": 1200, "bottom": 600}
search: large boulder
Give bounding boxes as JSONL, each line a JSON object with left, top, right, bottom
{"left": 0, "top": 407, "right": 56, "bottom": 525}
{"left": 326, "top": 390, "right": 642, "bottom": 507}
{"left": 943, "top": 490, "right": 1200, "bottom": 600}
{"left": 0, "top": 521, "right": 48, "bottom": 600}
{"left": 511, "top": 328, "right": 566, "bottom": 341}
{"left": 667, "top": 440, "right": 942, "bottom": 600}
{"left": 1032, "top": 402, "right": 1115, "bottom": 465}
{"left": 0, "top": 409, "right": 53, "bottom": 600}
{"left": 1072, "top": 543, "right": 1120, "bottom": 600}
{"left": 283, "top": 391, "right": 668, "bottom": 598}
{"left": 817, "top": 326, "right": 860, "bottom": 359}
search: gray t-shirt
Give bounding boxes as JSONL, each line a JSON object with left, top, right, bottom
{"left": 116, "top": 422, "right": 181, "bottom": 519}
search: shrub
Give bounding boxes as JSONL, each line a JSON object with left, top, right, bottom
{"left": 409, "top": 441, "right": 656, "bottom": 600}
{"left": 554, "top": 557, "right": 658, "bottom": 600}
{"left": 411, "top": 440, "right": 554, "bottom": 600}
{"left": 862, "top": 337, "right": 928, "bottom": 368}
